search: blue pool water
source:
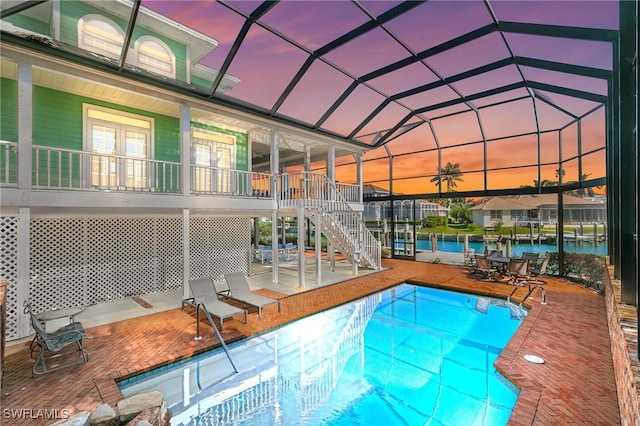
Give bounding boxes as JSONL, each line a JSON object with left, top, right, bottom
{"left": 119, "top": 285, "right": 524, "bottom": 425}
{"left": 414, "top": 239, "right": 607, "bottom": 256}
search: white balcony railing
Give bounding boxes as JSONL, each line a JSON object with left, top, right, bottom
{"left": 31, "top": 145, "right": 182, "bottom": 192}
{"left": 190, "top": 165, "right": 272, "bottom": 198}
{"left": 0, "top": 141, "right": 18, "bottom": 187}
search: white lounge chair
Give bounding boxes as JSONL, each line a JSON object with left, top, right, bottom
{"left": 222, "top": 272, "right": 281, "bottom": 319}
{"left": 184, "top": 277, "right": 247, "bottom": 330}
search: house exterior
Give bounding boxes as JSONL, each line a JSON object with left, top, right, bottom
{"left": 470, "top": 194, "right": 607, "bottom": 228}
{"left": 0, "top": 0, "right": 379, "bottom": 342}
{"left": 363, "top": 184, "right": 448, "bottom": 223}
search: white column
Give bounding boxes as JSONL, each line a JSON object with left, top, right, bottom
{"left": 356, "top": 153, "right": 363, "bottom": 203}
{"left": 327, "top": 146, "right": 335, "bottom": 183}
{"left": 17, "top": 208, "right": 31, "bottom": 338}
{"left": 315, "top": 209, "right": 322, "bottom": 285}
{"left": 17, "top": 62, "right": 32, "bottom": 190}
{"left": 271, "top": 131, "right": 280, "bottom": 284}
{"left": 297, "top": 206, "right": 305, "bottom": 289}
{"left": 182, "top": 209, "right": 190, "bottom": 299}
{"left": 180, "top": 105, "right": 191, "bottom": 196}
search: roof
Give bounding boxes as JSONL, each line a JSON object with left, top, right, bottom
{"left": 471, "top": 194, "right": 604, "bottom": 210}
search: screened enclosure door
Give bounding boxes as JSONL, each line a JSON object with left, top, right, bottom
{"left": 393, "top": 200, "right": 416, "bottom": 260}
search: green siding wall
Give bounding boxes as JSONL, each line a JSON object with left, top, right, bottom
{"left": 32, "top": 86, "right": 180, "bottom": 162}
{"left": 1, "top": 78, "right": 18, "bottom": 142}
{"left": 59, "top": 2, "right": 188, "bottom": 81}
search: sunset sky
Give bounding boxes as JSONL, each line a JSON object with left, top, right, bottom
{"left": 142, "top": 0, "right": 618, "bottom": 195}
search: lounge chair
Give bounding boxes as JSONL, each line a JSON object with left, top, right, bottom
{"left": 25, "top": 301, "right": 88, "bottom": 376}
{"left": 184, "top": 277, "right": 247, "bottom": 330}
{"left": 223, "top": 272, "right": 281, "bottom": 319}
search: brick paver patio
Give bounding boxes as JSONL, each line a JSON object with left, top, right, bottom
{"left": 1, "top": 259, "right": 620, "bottom": 425}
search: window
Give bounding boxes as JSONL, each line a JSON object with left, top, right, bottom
{"left": 490, "top": 210, "right": 502, "bottom": 221}
{"left": 78, "top": 15, "right": 124, "bottom": 59}
{"left": 511, "top": 210, "right": 527, "bottom": 221}
{"left": 192, "top": 129, "right": 235, "bottom": 193}
{"left": 135, "top": 37, "right": 175, "bottom": 78}
{"left": 84, "top": 105, "right": 153, "bottom": 189}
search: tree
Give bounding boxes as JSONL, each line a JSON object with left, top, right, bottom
{"left": 430, "top": 162, "right": 464, "bottom": 192}
{"left": 554, "top": 168, "right": 566, "bottom": 184}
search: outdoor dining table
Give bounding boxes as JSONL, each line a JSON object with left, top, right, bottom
{"left": 487, "top": 254, "right": 511, "bottom": 274}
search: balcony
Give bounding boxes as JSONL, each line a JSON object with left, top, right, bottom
{"left": 0, "top": 142, "right": 360, "bottom": 203}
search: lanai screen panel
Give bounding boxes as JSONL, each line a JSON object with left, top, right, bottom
{"left": 0, "top": 0, "right": 619, "bottom": 195}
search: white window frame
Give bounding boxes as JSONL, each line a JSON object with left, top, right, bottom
{"left": 133, "top": 36, "right": 176, "bottom": 78}
{"left": 191, "top": 129, "right": 235, "bottom": 194}
{"left": 78, "top": 14, "right": 124, "bottom": 60}
{"left": 490, "top": 210, "right": 502, "bottom": 221}
{"left": 83, "top": 104, "right": 154, "bottom": 189}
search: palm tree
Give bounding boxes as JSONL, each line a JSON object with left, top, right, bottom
{"left": 554, "top": 168, "right": 566, "bottom": 184}
{"left": 430, "top": 162, "right": 464, "bottom": 192}
{"left": 573, "top": 173, "right": 595, "bottom": 197}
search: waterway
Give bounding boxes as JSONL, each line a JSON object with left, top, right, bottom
{"left": 413, "top": 238, "right": 607, "bottom": 256}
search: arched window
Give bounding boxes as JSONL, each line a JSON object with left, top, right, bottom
{"left": 78, "top": 15, "right": 124, "bottom": 59}
{"left": 135, "top": 37, "right": 175, "bottom": 78}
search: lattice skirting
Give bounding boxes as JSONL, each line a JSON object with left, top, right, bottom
{"left": 0, "top": 214, "right": 251, "bottom": 341}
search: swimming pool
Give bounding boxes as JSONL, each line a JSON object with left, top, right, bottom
{"left": 119, "top": 285, "right": 525, "bottom": 425}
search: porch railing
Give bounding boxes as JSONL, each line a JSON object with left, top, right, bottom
{"left": 0, "top": 141, "right": 18, "bottom": 187}
{"left": 190, "top": 165, "right": 272, "bottom": 198}
{"left": 31, "top": 145, "right": 182, "bottom": 192}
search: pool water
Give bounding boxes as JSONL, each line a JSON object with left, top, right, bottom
{"left": 119, "top": 285, "right": 525, "bottom": 425}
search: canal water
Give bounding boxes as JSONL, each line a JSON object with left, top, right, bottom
{"left": 414, "top": 238, "right": 607, "bottom": 256}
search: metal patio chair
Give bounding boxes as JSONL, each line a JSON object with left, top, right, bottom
{"left": 25, "top": 301, "right": 88, "bottom": 376}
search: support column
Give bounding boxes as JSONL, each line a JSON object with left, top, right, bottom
{"left": 297, "top": 207, "right": 305, "bottom": 289}
{"left": 356, "top": 153, "right": 363, "bottom": 203}
{"left": 180, "top": 105, "right": 191, "bottom": 196}
{"left": 182, "top": 209, "right": 190, "bottom": 300}
{"left": 17, "top": 208, "right": 30, "bottom": 338}
{"left": 17, "top": 62, "right": 32, "bottom": 190}
{"left": 315, "top": 209, "right": 322, "bottom": 286}
{"left": 327, "top": 146, "right": 335, "bottom": 183}
{"left": 271, "top": 130, "right": 280, "bottom": 284}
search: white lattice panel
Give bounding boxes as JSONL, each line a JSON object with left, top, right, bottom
{"left": 30, "top": 217, "right": 183, "bottom": 310}
{"left": 0, "top": 215, "right": 19, "bottom": 340}
{"left": 189, "top": 217, "right": 251, "bottom": 280}
{"left": 4, "top": 214, "right": 248, "bottom": 341}
{"left": 31, "top": 218, "right": 87, "bottom": 312}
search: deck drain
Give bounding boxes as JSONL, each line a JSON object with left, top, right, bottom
{"left": 524, "top": 354, "right": 544, "bottom": 364}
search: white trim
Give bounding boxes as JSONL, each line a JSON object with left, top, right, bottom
{"left": 77, "top": 14, "right": 125, "bottom": 60}
{"left": 133, "top": 36, "right": 176, "bottom": 79}
{"left": 82, "top": 103, "right": 155, "bottom": 188}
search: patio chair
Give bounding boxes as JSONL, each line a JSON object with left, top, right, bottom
{"left": 529, "top": 255, "right": 550, "bottom": 284}
{"left": 223, "top": 272, "right": 281, "bottom": 319}
{"left": 25, "top": 302, "right": 88, "bottom": 376}
{"left": 508, "top": 258, "right": 530, "bottom": 285}
{"left": 472, "top": 255, "right": 499, "bottom": 280}
{"left": 184, "top": 278, "right": 247, "bottom": 330}
{"left": 522, "top": 252, "right": 539, "bottom": 268}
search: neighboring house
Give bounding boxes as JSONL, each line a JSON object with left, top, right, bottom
{"left": 0, "top": 0, "right": 378, "bottom": 342}
{"left": 363, "top": 184, "right": 448, "bottom": 222}
{"left": 470, "top": 194, "right": 607, "bottom": 227}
